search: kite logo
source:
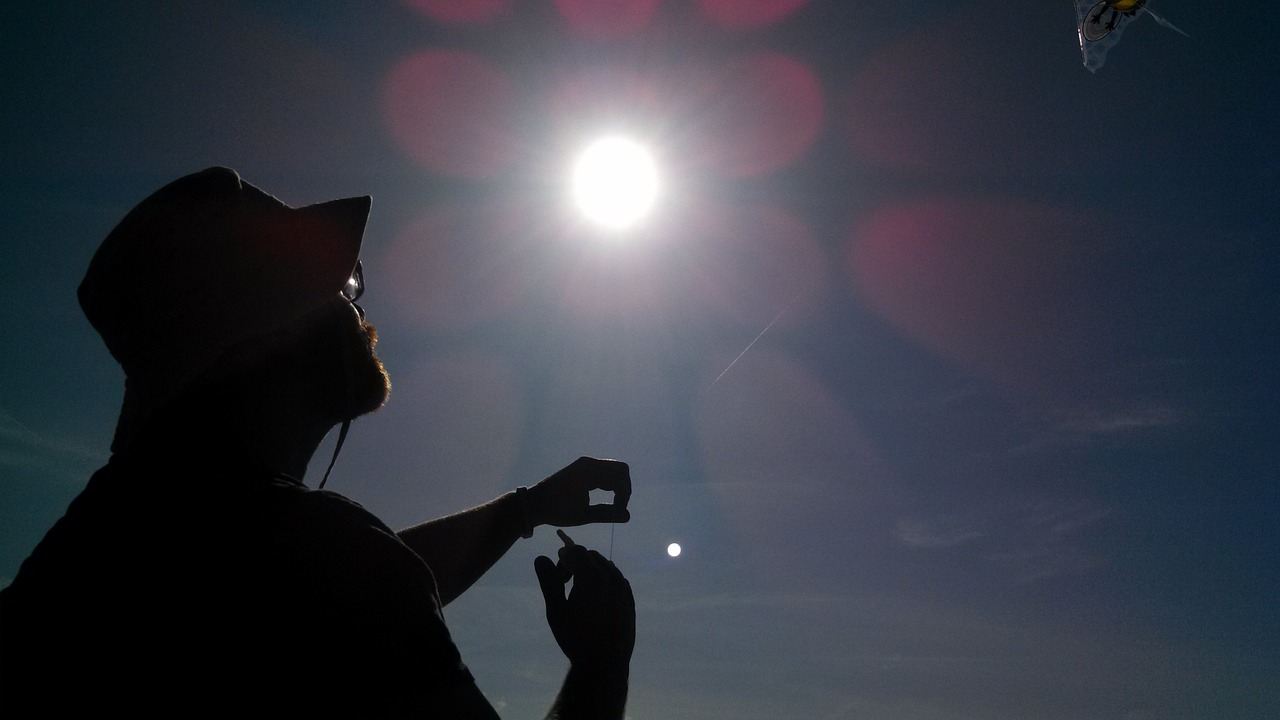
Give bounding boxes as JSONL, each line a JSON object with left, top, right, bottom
{"left": 1073, "top": 0, "right": 1188, "bottom": 72}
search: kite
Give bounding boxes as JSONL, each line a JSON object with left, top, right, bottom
{"left": 1074, "top": 0, "right": 1187, "bottom": 72}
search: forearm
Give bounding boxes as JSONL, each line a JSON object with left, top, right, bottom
{"left": 397, "top": 490, "right": 527, "bottom": 606}
{"left": 545, "top": 665, "right": 629, "bottom": 720}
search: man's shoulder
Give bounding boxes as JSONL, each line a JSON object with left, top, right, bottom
{"left": 248, "top": 482, "right": 406, "bottom": 554}
{"left": 91, "top": 458, "right": 422, "bottom": 580}
{"left": 261, "top": 484, "right": 447, "bottom": 616}
{"left": 272, "top": 483, "right": 393, "bottom": 533}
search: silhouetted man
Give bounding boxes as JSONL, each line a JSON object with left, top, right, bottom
{"left": 0, "top": 168, "right": 635, "bottom": 718}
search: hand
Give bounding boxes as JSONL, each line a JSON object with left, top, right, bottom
{"left": 535, "top": 531, "right": 636, "bottom": 672}
{"left": 526, "top": 457, "right": 631, "bottom": 529}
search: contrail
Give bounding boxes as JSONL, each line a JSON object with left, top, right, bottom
{"left": 702, "top": 295, "right": 797, "bottom": 394}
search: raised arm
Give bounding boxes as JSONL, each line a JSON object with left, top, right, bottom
{"left": 397, "top": 457, "right": 631, "bottom": 606}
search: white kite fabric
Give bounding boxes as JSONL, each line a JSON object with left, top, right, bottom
{"left": 1074, "top": 0, "right": 1188, "bottom": 73}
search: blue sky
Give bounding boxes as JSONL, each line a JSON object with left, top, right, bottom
{"left": 2, "top": 2, "right": 1277, "bottom": 717}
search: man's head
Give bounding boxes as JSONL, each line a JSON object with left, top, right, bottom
{"left": 79, "top": 167, "right": 380, "bottom": 452}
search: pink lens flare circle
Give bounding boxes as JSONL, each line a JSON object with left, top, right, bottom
{"left": 382, "top": 50, "right": 518, "bottom": 178}
{"left": 555, "top": 0, "right": 661, "bottom": 39}
{"left": 689, "top": 54, "right": 824, "bottom": 178}
{"left": 696, "top": 0, "right": 809, "bottom": 29}
{"left": 401, "top": 0, "right": 513, "bottom": 24}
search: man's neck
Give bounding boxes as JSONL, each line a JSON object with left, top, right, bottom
{"left": 224, "top": 393, "right": 339, "bottom": 481}
{"left": 123, "top": 389, "right": 340, "bottom": 484}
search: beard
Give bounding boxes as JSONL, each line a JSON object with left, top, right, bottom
{"left": 341, "top": 317, "right": 391, "bottom": 421}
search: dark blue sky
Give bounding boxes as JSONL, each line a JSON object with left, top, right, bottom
{"left": 3, "top": 2, "right": 1277, "bottom": 717}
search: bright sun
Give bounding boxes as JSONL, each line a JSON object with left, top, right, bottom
{"left": 571, "top": 136, "right": 659, "bottom": 231}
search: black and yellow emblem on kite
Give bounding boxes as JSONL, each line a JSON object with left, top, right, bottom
{"left": 1074, "top": 0, "right": 1187, "bottom": 72}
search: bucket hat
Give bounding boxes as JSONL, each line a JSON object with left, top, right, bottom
{"left": 79, "top": 167, "right": 371, "bottom": 452}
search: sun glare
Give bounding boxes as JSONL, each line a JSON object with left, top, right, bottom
{"left": 571, "top": 136, "right": 659, "bottom": 231}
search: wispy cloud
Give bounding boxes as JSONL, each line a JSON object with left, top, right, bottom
{"left": 985, "top": 544, "right": 1100, "bottom": 585}
{"left": 1056, "top": 407, "right": 1183, "bottom": 434}
{"left": 993, "top": 501, "right": 1116, "bottom": 583}
{"left": 1026, "top": 504, "right": 1115, "bottom": 536}
{"left": 893, "top": 499, "right": 1116, "bottom": 585}
{"left": 0, "top": 406, "right": 103, "bottom": 480}
{"left": 894, "top": 519, "right": 982, "bottom": 548}
{"left": 1011, "top": 404, "right": 1186, "bottom": 456}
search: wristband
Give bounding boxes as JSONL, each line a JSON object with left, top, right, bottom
{"left": 515, "top": 486, "right": 535, "bottom": 539}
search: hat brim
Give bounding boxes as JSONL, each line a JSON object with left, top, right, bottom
{"left": 289, "top": 194, "right": 371, "bottom": 307}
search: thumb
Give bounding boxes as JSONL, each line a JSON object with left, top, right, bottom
{"left": 534, "top": 555, "right": 566, "bottom": 620}
{"left": 584, "top": 503, "right": 631, "bottom": 525}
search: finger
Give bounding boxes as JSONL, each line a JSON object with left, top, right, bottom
{"left": 584, "top": 553, "right": 632, "bottom": 601}
{"left": 556, "top": 542, "right": 588, "bottom": 580}
{"left": 590, "top": 460, "right": 631, "bottom": 503}
{"left": 534, "top": 555, "right": 566, "bottom": 620}
{"left": 582, "top": 503, "right": 630, "bottom": 524}
{"left": 572, "top": 551, "right": 633, "bottom": 604}
{"left": 603, "top": 461, "right": 631, "bottom": 512}
{"left": 573, "top": 549, "right": 613, "bottom": 580}
{"left": 556, "top": 530, "right": 579, "bottom": 570}
{"left": 596, "top": 558, "right": 636, "bottom": 634}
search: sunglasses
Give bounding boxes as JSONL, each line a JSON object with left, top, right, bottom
{"left": 341, "top": 261, "right": 365, "bottom": 318}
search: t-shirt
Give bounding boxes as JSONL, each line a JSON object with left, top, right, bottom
{"left": 0, "top": 449, "right": 500, "bottom": 719}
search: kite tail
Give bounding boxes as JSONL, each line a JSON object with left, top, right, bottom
{"left": 1142, "top": 8, "right": 1189, "bottom": 37}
